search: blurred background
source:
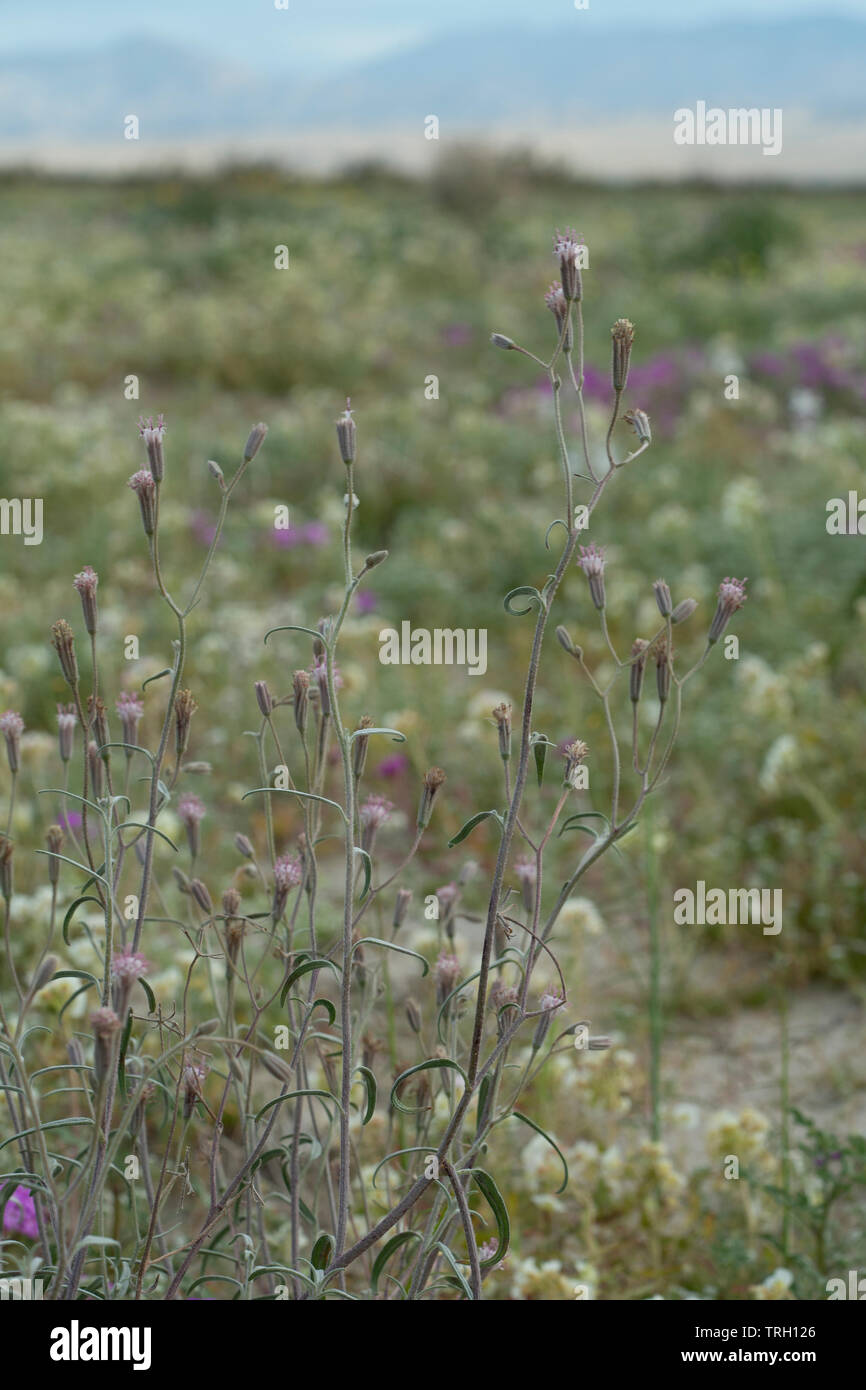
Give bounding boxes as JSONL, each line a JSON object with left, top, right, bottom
{"left": 1, "top": 0, "right": 865, "bottom": 1298}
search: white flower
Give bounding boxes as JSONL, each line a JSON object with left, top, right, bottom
{"left": 751, "top": 1267, "right": 794, "bottom": 1300}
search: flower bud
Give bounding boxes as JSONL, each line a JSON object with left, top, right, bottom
{"left": 0, "top": 711, "right": 24, "bottom": 775}
{"left": 577, "top": 543, "right": 606, "bottom": 611}
{"left": 363, "top": 550, "right": 388, "bottom": 572}
{"left": 88, "top": 741, "right": 103, "bottom": 799}
{"left": 208, "top": 459, "right": 227, "bottom": 491}
{"left": 254, "top": 680, "right": 274, "bottom": 718}
{"left": 190, "top": 878, "right": 213, "bottom": 917}
{"left": 45, "top": 825, "right": 64, "bottom": 886}
{"left": 653, "top": 579, "right": 672, "bottom": 618}
{"left": 611, "top": 319, "right": 635, "bottom": 393}
{"left": 51, "top": 619, "right": 79, "bottom": 689}
{"left": 138, "top": 415, "right": 166, "bottom": 481}
{"left": 234, "top": 833, "right": 255, "bottom": 859}
{"left": 544, "top": 282, "right": 573, "bottom": 352}
{"left": 292, "top": 669, "right": 310, "bottom": 735}
{"left": 393, "top": 887, "right": 412, "bottom": 932}
{"left": 243, "top": 422, "right": 268, "bottom": 462}
{"left": 174, "top": 689, "right": 198, "bottom": 763}
{"left": 671, "top": 598, "right": 698, "bottom": 625}
{"left": 406, "top": 998, "right": 422, "bottom": 1034}
{"left": 655, "top": 639, "right": 672, "bottom": 704}
{"left": 30, "top": 954, "right": 58, "bottom": 996}
{"left": 629, "top": 639, "right": 649, "bottom": 704}
{"left": 490, "top": 333, "right": 515, "bottom": 350}
{"left": 553, "top": 229, "right": 583, "bottom": 302}
{"left": 492, "top": 702, "right": 511, "bottom": 762}
{"left": 352, "top": 714, "right": 374, "bottom": 781}
{"left": 336, "top": 399, "right": 356, "bottom": 465}
{"left": 57, "top": 704, "right": 76, "bottom": 763}
{"left": 623, "top": 407, "right": 651, "bottom": 445}
{"left": 417, "top": 766, "right": 446, "bottom": 831}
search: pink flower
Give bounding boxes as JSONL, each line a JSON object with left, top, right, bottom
{"left": 111, "top": 950, "right": 150, "bottom": 982}
{"left": 359, "top": 795, "right": 394, "bottom": 830}
{"left": 1, "top": 1185, "right": 38, "bottom": 1240}
{"left": 274, "top": 855, "right": 302, "bottom": 890}
{"left": 178, "top": 795, "right": 206, "bottom": 825}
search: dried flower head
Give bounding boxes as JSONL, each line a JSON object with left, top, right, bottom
{"left": 577, "top": 543, "right": 606, "bottom": 611}
{"left": 563, "top": 740, "right": 589, "bottom": 790}
{"left": 709, "top": 577, "right": 748, "bottom": 644}
{"left": 0, "top": 711, "right": 24, "bottom": 775}
{"left": 417, "top": 766, "right": 446, "bottom": 830}
{"left": 435, "top": 951, "right": 461, "bottom": 1005}
{"left": 623, "top": 407, "right": 651, "bottom": 445}
{"left": 553, "top": 228, "right": 584, "bottom": 302}
{"left": 51, "top": 619, "right": 79, "bottom": 689}
{"left": 128, "top": 469, "right": 157, "bottom": 535}
{"left": 544, "top": 281, "right": 573, "bottom": 350}
{"left": 611, "top": 318, "right": 635, "bottom": 392}
{"left": 138, "top": 414, "right": 166, "bottom": 481}
{"left": 73, "top": 566, "right": 99, "bottom": 634}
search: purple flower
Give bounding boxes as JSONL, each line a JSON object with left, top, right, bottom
{"left": 356, "top": 590, "right": 378, "bottom": 614}
{"left": 59, "top": 810, "right": 83, "bottom": 832}
{"left": 377, "top": 752, "right": 409, "bottom": 779}
{"left": 1, "top": 1185, "right": 38, "bottom": 1239}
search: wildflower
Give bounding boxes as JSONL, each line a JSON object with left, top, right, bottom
{"left": 576, "top": 542, "right": 606, "bottom": 610}
{"left": 553, "top": 228, "right": 583, "bottom": 302}
{"left": 128, "top": 469, "right": 157, "bottom": 535}
{"left": 510, "top": 1257, "right": 575, "bottom": 1301}
{"left": 417, "top": 766, "right": 446, "bottom": 830}
{"left": 562, "top": 739, "right": 589, "bottom": 790}
{"left": 709, "top": 577, "right": 748, "bottom": 644}
{"left": 336, "top": 398, "right": 356, "bottom": 465}
{"left": 435, "top": 951, "right": 461, "bottom": 1005}
{"left": 116, "top": 691, "right": 144, "bottom": 749}
{"left": 629, "top": 639, "right": 649, "bottom": 704}
{"left": 56, "top": 703, "right": 76, "bottom": 762}
{"left": 111, "top": 950, "right": 150, "bottom": 983}
{"left": 138, "top": 414, "right": 166, "bottom": 481}
{"left": 272, "top": 854, "right": 302, "bottom": 921}
{"left": 178, "top": 794, "right": 206, "bottom": 858}
{"left": 0, "top": 711, "right": 24, "bottom": 774}
{"left": 1, "top": 1185, "right": 38, "bottom": 1240}
{"left": 174, "top": 689, "right": 198, "bottom": 763}
{"left": 544, "top": 281, "right": 573, "bottom": 351}
{"left": 72, "top": 566, "right": 99, "bottom": 635}
{"left": 51, "top": 619, "right": 79, "bottom": 689}
{"left": 611, "top": 318, "right": 635, "bottom": 392}
{"left": 359, "top": 794, "right": 394, "bottom": 853}
{"left": 243, "top": 422, "right": 268, "bottom": 462}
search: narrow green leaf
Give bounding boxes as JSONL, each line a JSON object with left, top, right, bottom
{"left": 355, "top": 1065, "right": 376, "bottom": 1124}
{"left": 448, "top": 809, "right": 503, "bottom": 848}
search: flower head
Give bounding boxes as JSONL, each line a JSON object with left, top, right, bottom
{"left": 1, "top": 1185, "right": 38, "bottom": 1240}
{"left": 577, "top": 543, "right": 607, "bottom": 610}
{"left": 138, "top": 414, "right": 166, "bottom": 480}
{"left": 553, "top": 228, "right": 584, "bottom": 301}
{"left": 111, "top": 950, "right": 150, "bottom": 982}
{"left": 0, "top": 711, "right": 25, "bottom": 775}
{"left": 128, "top": 469, "right": 157, "bottom": 534}
{"left": 709, "top": 577, "right": 748, "bottom": 644}
{"left": 116, "top": 691, "right": 144, "bottom": 746}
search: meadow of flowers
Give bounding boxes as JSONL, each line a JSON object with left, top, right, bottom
{"left": 0, "top": 159, "right": 864, "bottom": 1301}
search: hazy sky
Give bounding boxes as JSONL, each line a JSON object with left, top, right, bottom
{"left": 5, "top": 1, "right": 865, "bottom": 72}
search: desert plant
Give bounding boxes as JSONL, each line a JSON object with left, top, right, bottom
{"left": 0, "top": 230, "right": 747, "bottom": 1301}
